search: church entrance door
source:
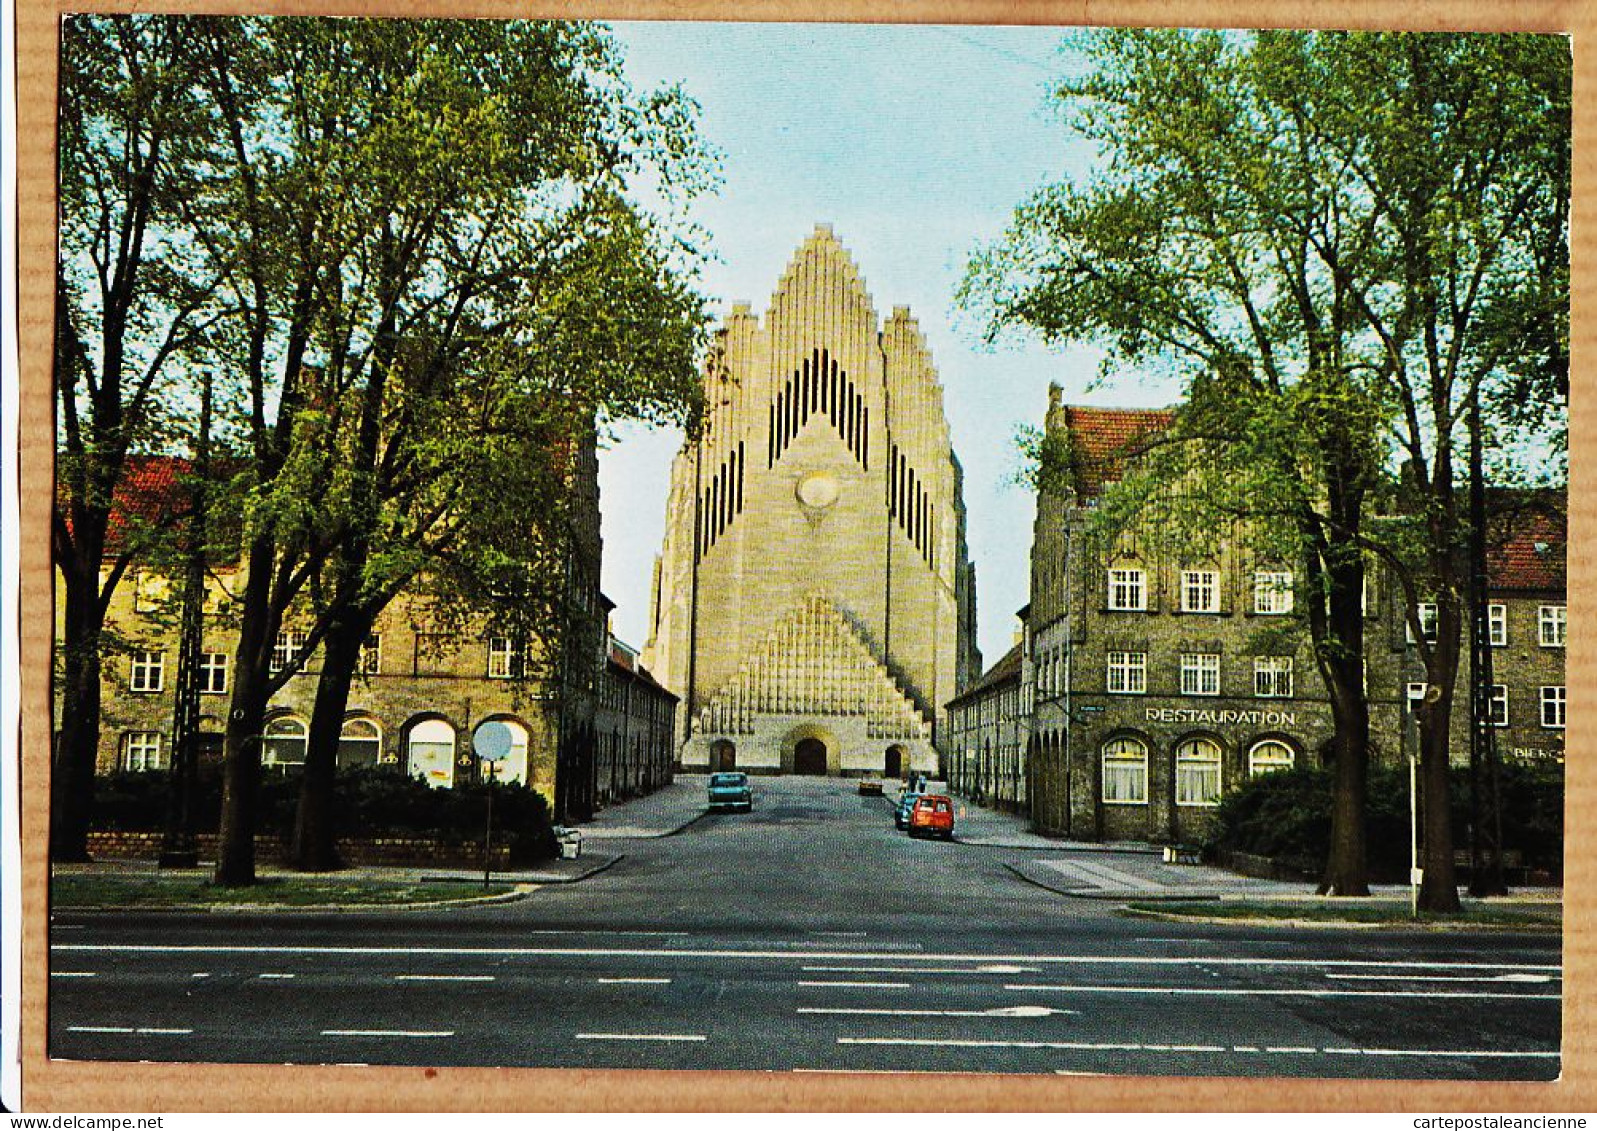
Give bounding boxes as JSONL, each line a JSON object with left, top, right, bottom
{"left": 794, "top": 738, "right": 828, "bottom": 776}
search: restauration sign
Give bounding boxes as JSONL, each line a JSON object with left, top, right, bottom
{"left": 1144, "top": 707, "right": 1298, "bottom": 727}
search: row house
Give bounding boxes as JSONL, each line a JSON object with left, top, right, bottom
{"left": 59, "top": 440, "right": 677, "bottom": 826}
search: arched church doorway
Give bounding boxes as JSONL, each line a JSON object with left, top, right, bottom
{"left": 710, "top": 739, "right": 736, "bottom": 771}
{"left": 794, "top": 738, "right": 828, "bottom": 776}
{"left": 885, "top": 745, "right": 905, "bottom": 779}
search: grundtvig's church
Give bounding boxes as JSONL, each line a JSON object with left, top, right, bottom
{"left": 641, "top": 226, "right": 981, "bottom": 777}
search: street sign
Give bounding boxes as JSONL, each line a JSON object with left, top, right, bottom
{"left": 474, "top": 720, "right": 515, "bottom": 762}
{"left": 1078, "top": 705, "right": 1105, "bottom": 715}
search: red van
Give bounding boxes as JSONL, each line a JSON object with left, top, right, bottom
{"left": 908, "top": 794, "right": 955, "bottom": 840}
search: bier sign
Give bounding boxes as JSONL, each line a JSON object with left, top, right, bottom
{"left": 1144, "top": 707, "right": 1297, "bottom": 727}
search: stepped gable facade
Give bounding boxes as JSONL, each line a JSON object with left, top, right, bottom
{"left": 642, "top": 225, "right": 980, "bottom": 776}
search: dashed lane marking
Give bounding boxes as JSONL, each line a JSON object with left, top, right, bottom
{"left": 394, "top": 975, "right": 495, "bottom": 982}
{"left": 1004, "top": 983, "right": 1560, "bottom": 1001}
{"left": 49, "top": 943, "right": 1562, "bottom": 973}
{"left": 839, "top": 1038, "right": 1558, "bottom": 1059}
{"left": 323, "top": 1030, "right": 454, "bottom": 1038}
{"left": 798, "top": 980, "right": 913, "bottom": 989}
{"left": 50, "top": 972, "right": 95, "bottom": 978}
{"left": 68, "top": 1026, "right": 191, "bottom": 1035}
{"left": 575, "top": 1033, "right": 706, "bottom": 1042}
{"left": 801, "top": 964, "right": 1038, "bottom": 975}
{"left": 258, "top": 973, "right": 296, "bottom": 980}
{"left": 799, "top": 1005, "right": 1075, "bottom": 1019}
{"left": 597, "top": 977, "right": 671, "bottom": 985}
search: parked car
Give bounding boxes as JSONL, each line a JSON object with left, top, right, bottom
{"left": 907, "top": 794, "right": 956, "bottom": 840}
{"left": 857, "top": 778, "right": 884, "bottom": 796}
{"left": 707, "top": 771, "right": 753, "bottom": 812}
{"left": 894, "top": 785, "right": 923, "bottom": 829}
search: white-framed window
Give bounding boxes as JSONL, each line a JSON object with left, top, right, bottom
{"left": 1488, "top": 603, "right": 1508, "bottom": 647}
{"left": 133, "top": 572, "right": 171, "bottom": 614}
{"left": 1180, "top": 653, "right": 1221, "bottom": 697}
{"left": 1253, "top": 656, "right": 1293, "bottom": 698}
{"left": 121, "top": 731, "right": 164, "bottom": 771}
{"left": 1106, "top": 651, "right": 1147, "bottom": 695}
{"left": 1540, "top": 686, "right": 1565, "bottom": 729}
{"left": 1176, "top": 737, "right": 1222, "bottom": 806}
{"left": 1540, "top": 605, "right": 1566, "bottom": 648}
{"left": 1406, "top": 603, "right": 1439, "bottom": 644}
{"left": 1254, "top": 570, "right": 1294, "bottom": 615}
{"left": 359, "top": 633, "right": 382, "bottom": 676}
{"left": 199, "top": 652, "right": 228, "bottom": 694}
{"left": 271, "top": 629, "right": 308, "bottom": 674}
{"left": 1180, "top": 569, "right": 1219, "bottom": 613}
{"left": 1248, "top": 739, "right": 1295, "bottom": 777}
{"left": 262, "top": 716, "right": 308, "bottom": 768}
{"left": 1107, "top": 568, "right": 1146, "bottom": 611}
{"left": 337, "top": 717, "right": 383, "bottom": 769}
{"left": 1101, "top": 737, "right": 1148, "bottom": 805}
{"left": 1489, "top": 684, "right": 1509, "bottom": 728}
{"left": 129, "top": 650, "right": 165, "bottom": 693}
{"left": 487, "top": 636, "right": 519, "bottom": 679}
{"left": 1407, "top": 682, "right": 1428, "bottom": 716}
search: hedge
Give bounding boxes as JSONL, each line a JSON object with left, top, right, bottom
{"left": 1207, "top": 762, "right": 1563, "bottom": 881}
{"left": 91, "top": 768, "right": 558, "bottom": 865}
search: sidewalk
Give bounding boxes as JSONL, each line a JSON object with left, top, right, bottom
{"left": 575, "top": 774, "right": 709, "bottom": 839}
{"left": 950, "top": 793, "right": 1157, "bottom": 854}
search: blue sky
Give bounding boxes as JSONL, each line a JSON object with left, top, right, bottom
{"left": 597, "top": 22, "right": 1181, "bottom": 667}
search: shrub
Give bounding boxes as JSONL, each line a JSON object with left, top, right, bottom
{"left": 91, "top": 767, "right": 558, "bottom": 865}
{"left": 1208, "top": 761, "right": 1563, "bottom": 882}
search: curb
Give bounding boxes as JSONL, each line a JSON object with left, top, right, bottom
{"left": 422, "top": 852, "right": 626, "bottom": 885}
{"left": 578, "top": 810, "right": 707, "bottom": 841}
{"left": 1117, "top": 905, "right": 1564, "bottom": 932}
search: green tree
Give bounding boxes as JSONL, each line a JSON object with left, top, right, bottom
{"left": 174, "top": 17, "right": 714, "bottom": 885}
{"left": 964, "top": 29, "right": 1568, "bottom": 909}
{"left": 53, "top": 16, "right": 224, "bottom": 861}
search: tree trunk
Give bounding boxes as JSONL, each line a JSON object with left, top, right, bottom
{"left": 290, "top": 619, "right": 367, "bottom": 872}
{"left": 214, "top": 538, "right": 278, "bottom": 887}
{"left": 1318, "top": 551, "right": 1370, "bottom": 896}
{"left": 51, "top": 565, "right": 106, "bottom": 862}
{"left": 1418, "top": 659, "right": 1462, "bottom": 912}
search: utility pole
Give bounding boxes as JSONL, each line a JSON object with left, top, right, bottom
{"left": 1467, "top": 384, "right": 1508, "bottom": 896}
{"left": 161, "top": 372, "right": 211, "bottom": 869}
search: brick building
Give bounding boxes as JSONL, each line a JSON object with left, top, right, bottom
{"left": 1002, "top": 385, "right": 1565, "bottom": 844}
{"left": 59, "top": 433, "right": 676, "bottom": 825}
{"left": 944, "top": 639, "right": 1027, "bottom": 812}
{"left": 642, "top": 225, "right": 981, "bottom": 777}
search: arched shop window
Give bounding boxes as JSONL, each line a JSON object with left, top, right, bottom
{"left": 407, "top": 718, "right": 456, "bottom": 789}
{"left": 262, "top": 716, "right": 308, "bottom": 770}
{"left": 1101, "top": 737, "right": 1148, "bottom": 805}
{"left": 1248, "top": 739, "right": 1295, "bottom": 778}
{"left": 338, "top": 717, "right": 383, "bottom": 770}
{"left": 1176, "top": 738, "right": 1222, "bottom": 806}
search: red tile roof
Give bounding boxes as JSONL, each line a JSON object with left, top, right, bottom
{"left": 57, "top": 454, "right": 195, "bottom": 555}
{"left": 948, "top": 642, "right": 1023, "bottom": 705}
{"left": 1057, "top": 406, "right": 1174, "bottom": 499}
{"left": 1488, "top": 499, "right": 1566, "bottom": 592}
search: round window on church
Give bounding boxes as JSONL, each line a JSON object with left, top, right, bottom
{"left": 796, "top": 472, "right": 841, "bottom": 510}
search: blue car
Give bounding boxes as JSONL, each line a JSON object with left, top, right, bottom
{"left": 894, "top": 786, "right": 923, "bottom": 829}
{"left": 708, "top": 771, "right": 753, "bottom": 812}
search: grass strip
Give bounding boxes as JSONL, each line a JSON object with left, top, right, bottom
{"left": 52, "top": 873, "right": 518, "bottom": 908}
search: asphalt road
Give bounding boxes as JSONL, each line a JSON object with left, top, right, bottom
{"left": 49, "top": 777, "right": 1562, "bottom": 1079}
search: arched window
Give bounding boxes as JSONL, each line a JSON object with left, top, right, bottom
{"left": 338, "top": 717, "right": 383, "bottom": 770}
{"left": 407, "top": 718, "right": 456, "bottom": 789}
{"left": 1176, "top": 737, "right": 1223, "bottom": 806}
{"left": 1248, "top": 739, "right": 1295, "bottom": 778}
{"left": 474, "top": 718, "right": 530, "bottom": 786}
{"left": 262, "top": 716, "right": 307, "bottom": 770}
{"left": 1101, "top": 737, "right": 1148, "bottom": 805}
